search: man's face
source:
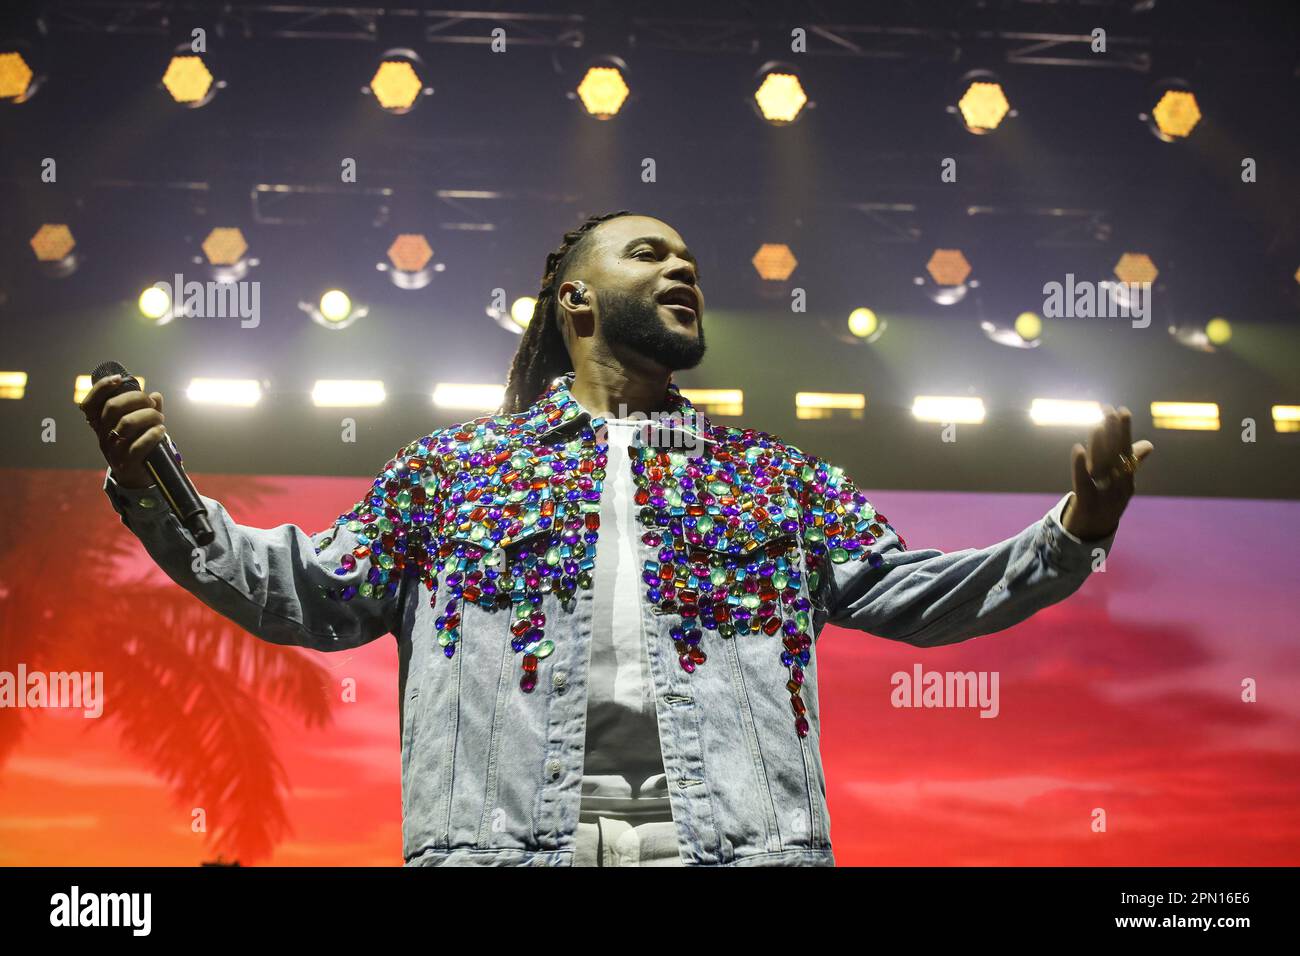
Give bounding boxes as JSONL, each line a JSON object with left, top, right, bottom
{"left": 582, "top": 215, "right": 706, "bottom": 372}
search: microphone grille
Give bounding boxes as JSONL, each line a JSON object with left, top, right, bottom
{"left": 91, "top": 360, "right": 127, "bottom": 383}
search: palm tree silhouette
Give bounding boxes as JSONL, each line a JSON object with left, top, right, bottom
{"left": 0, "top": 467, "right": 336, "bottom": 863}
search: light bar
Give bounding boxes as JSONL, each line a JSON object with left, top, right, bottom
{"left": 1271, "top": 405, "right": 1300, "bottom": 433}
{"left": 1150, "top": 401, "right": 1219, "bottom": 430}
{"left": 1029, "top": 399, "right": 1104, "bottom": 427}
{"left": 0, "top": 371, "right": 28, "bottom": 400}
{"left": 74, "top": 374, "right": 144, "bottom": 404}
{"left": 187, "top": 378, "right": 262, "bottom": 407}
{"left": 432, "top": 382, "right": 505, "bottom": 411}
{"left": 795, "top": 392, "right": 865, "bottom": 421}
{"left": 912, "top": 395, "right": 986, "bottom": 424}
{"left": 312, "top": 380, "right": 386, "bottom": 408}
{"left": 678, "top": 388, "right": 743, "bottom": 417}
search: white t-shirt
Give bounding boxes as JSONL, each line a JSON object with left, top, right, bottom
{"left": 577, "top": 417, "right": 677, "bottom": 837}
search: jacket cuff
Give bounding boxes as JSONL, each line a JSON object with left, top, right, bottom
{"left": 1043, "top": 491, "right": 1115, "bottom": 573}
{"left": 103, "top": 467, "right": 176, "bottom": 531}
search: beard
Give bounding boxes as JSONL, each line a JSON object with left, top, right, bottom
{"left": 599, "top": 288, "right": 707, "bottom": 371}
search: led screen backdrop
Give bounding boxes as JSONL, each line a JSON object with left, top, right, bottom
{"left": 1, "top": 467, "right": 1296, "bottom": 866}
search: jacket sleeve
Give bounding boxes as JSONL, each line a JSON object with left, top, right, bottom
{"left": 102, "top": 461, "right": 411, "bottom": 653}
{"left": 803, "top": 462, "right": 1115, "bottom": 648}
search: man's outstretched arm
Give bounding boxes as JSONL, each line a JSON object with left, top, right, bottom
{"left": 809, "top": 404, "right": 1153, "bottom": 648}
{"left": 83, "top": 374, "right": 404, "bottom": 652}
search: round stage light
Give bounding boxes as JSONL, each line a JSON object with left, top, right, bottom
{"left": 1205, "top": 317, "right": 1231, "bottom": 345}
{"left": 138, "top": 285, "right": 172, "bottom": 321}
{"left": 847, "top": 308, "right": 878, "bottom": 338}
{"left": 1014, "top": 311, "right": 1043, "bottom": 341}
{"left": 320, "top": 290, "right": 352, "bottom": 323}
{"left": 511, "top": 296, "right": 537, "bottom": 328}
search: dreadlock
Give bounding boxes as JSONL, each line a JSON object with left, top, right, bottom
{"left": 498, "top": 209, "right": 635, "bottom": 415}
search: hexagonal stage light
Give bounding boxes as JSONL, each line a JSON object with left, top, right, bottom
{"left": 30, "top": 223, "right": 78, "bottom": 277}
{"left": 752, "top": 62, "right": 808, "bottom": 124}
{"left": 576, "top": 61, "right": 630, "bottom": 119}
{"left": 162, "top": 54, "right": 216, "bottom": 107}
{"left": 368, "top": 50, "right": 429, "bottom": 114}
{"left": 0, "top": 50, "right": 36, "bottom": 102}
{"left": 751, "top": 243, "right": 798, "bottom": 281}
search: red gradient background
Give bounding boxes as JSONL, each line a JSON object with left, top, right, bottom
{"left": 2, "top": 467, "right": 1297, "bottom": 865}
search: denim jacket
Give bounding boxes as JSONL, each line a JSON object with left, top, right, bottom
{"left": 103, "top": 372, "right": 1115, "bottom": 866}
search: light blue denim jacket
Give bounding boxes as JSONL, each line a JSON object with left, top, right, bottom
{"left": 102, "top": 373, "right": 1115, "bottom": 866}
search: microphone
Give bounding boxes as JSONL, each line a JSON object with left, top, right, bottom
{"left": 92, "top": 361, "right": 215, "bottom": 546}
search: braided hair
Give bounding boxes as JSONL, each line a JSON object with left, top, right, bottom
{"left": 498, "top": 209, "right": 635, "bottom": 415}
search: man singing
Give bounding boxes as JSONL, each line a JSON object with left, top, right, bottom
{"left": 82, "top": 210, "right": 1152, "bottom": 866}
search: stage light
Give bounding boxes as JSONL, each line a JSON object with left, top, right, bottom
{"left": 30, "top": 223, "right": 78, "bottom": 278}
{"left": 187, "top": 378, "right": 262, "bottom": 407}
{"left": 678, "top": 388, "right": 743, "bottom": 417}
{"left": 370, "top": 58, "right": 423, "bottom": 112}
{"left": 511, "top": 296, "right": 537, "bottom": 328}
{"left": 0, "top": 371, "right": 28, "bottom": 400}
{"left": 201, "top": 227, "right": 247, "bottom": 266}
{"left": 387, "top": 234, "right": 432, "bottom": 273}
{"left": 320, "top": 290, "right": 352, "bottom": 323}
{"left": 847, "top": 308, "right": 878, "bottom": 338}
{"left": 1272, "top": 406, "right": 1300, "bottom": 434}
{"left": 0, "top": 51, "right": 35, "bottom": 101}
{"left": 751, "top": 243, "right": 798, "bottom": 281}
{"left": 1014, "top": 311, "right": 1042, "bottom": 341}
{"left": 753, "top": 64, "right": 807, "bottom": 124}
{"left": 312, "top": 380, "right": 386, "bottom": 408}
{"left": 926, "top": 249, "right": 971, "bottom": 287}
{"left": 576, "top": 64, "right": 629, "bottom": 119}
{"left": 138, "top": 285, "right": 172, "bottom": 321}
{"left": 958, "top": 81, "right": 1010, "bottom": 133}
{"left": 75, "top": 374, "right": 144, "bottom": 404}
{"left": 1114, "top": 252, "right": 1158, "bottom": 284}
{"left": 433, "top": 382, "right": 506, "bottom": 411}
{"left": 162, "top": 55, "right": 215, "bottom": 106}
{"left": 1029, "top": 399, "right": 1103, "bottom": 427}
{"left": 912, "top": 396, "right": 985, "bottom": 425}
{"left": 30, "top": 223, "right": 74, "bottom": 262}
{"left": 1150, "top": 401, "right": 1218, "bottom": 430}
{"left": 378, "top": 233, "right": 443, "bottom": 291}
{"left": 1205, "top": 317, "right": 1231, "bottom": 345}
{"left": 1151, "top": 89, "right": 1201, "bottom": 140}
{"left": 795, "top": 392, "right": 865, "bottom": 421}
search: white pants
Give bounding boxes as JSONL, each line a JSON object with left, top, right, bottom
{"left": 573, "top": 817, "right": 686, "bottom": 867}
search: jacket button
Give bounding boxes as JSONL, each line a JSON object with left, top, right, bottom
{"left": 553, "top": 671, "right": 567, "bottom": 689}
{"left": 546, "top": 760, "right": 561, "bottom": 778}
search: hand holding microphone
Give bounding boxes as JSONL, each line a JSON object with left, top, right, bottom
{"left": 79, "top": 361, "right": 215, "bottom": 545}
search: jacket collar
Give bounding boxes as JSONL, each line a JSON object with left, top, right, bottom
{"left": 526, "top": 371, "right": 711, "bottom": 445}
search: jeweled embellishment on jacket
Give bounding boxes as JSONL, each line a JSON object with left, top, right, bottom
{"left": 321, "top": 372, "right": 908, "bottom": 739}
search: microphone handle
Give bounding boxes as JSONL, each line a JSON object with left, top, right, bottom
{"left": 143, "top": 433, "right": 215, "bottom": 546}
